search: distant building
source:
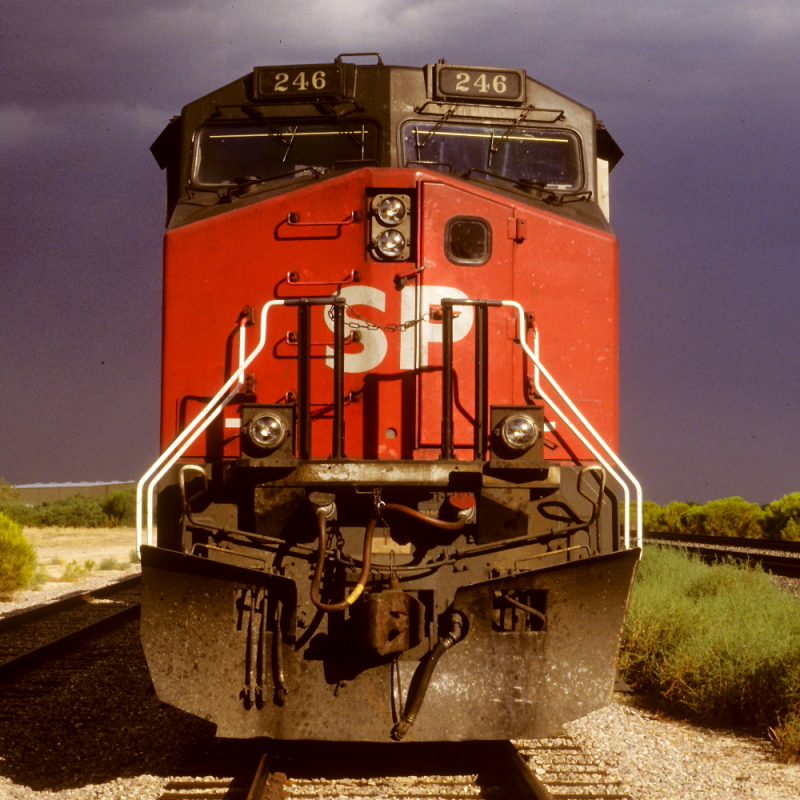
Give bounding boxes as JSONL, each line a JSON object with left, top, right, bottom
{"left": 14, "top": 481, "right": 137, "bottom": 504}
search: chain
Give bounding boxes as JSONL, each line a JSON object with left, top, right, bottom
{"left": 327, "top": 303, "right": 430, "bottom": 333}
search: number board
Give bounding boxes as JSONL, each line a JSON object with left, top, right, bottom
{"left": 435, "top": 65, "right": 526, "bottom": 104}
{"left": 254, "top": 65, "right": 343, "bottom": 101}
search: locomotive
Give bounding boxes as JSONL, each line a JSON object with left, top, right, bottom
{"left": 137, "top": 54, "right": 642, "bottom": 742}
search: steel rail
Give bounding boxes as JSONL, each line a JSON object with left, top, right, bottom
{"left": 646, "top": 535, "right": 800, "bottom": 578}
{"left": 234, "top": 741, "right": 554, "bottom": 800}
{"left": 0, "top": 574, "right": 141, "bottom": 634}
{"left": 0, "top": 603, "right": 140, "bottom": 682}
{"left": 246, "top": 753, "right": 284, "bottom": 800}
{"left": 646, "top": 532, "right": 800, "bottom": 553}
{"left": 485, "top": 740, "right": 554, "bottom": 800}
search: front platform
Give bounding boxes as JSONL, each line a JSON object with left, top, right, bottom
{"left": 140, "top": 545, "right": 639, "bottom": 741}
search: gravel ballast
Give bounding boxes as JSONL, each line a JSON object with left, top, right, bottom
{"left": 1, "top": 618, "right": 797, "bottom": 800}
{"left": 2, "top": 571, "right": 799, "bottom": 798}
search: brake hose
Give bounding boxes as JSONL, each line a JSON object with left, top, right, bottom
{"left": 391, "top": 612, "right": 466, "bottom": 741}
{"left": 381, "top": 502, "right": 469, "bottom": 531}
{"left": 310, "top": 508, "right": 376, "bottom": 612}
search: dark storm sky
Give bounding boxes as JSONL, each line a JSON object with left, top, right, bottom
{"left": 1, "top": 1, "right": 798, "bottom": 504}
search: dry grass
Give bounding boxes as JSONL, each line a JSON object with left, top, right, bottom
{"left": 23, "top": 526, "right": 136, "bottom": 549}
{"left": 23, "top": 526, "right": 139, "bottom": 582}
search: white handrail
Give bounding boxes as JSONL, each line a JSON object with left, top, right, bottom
{"left": 503, "top": 301, "right": 643, "bottom": 549}
{"left": 530, "top": 323, "right": 634, "bottom": 547}
{"left": 136, "top": 300, "right": 285, "bottom": 550}
{"left": 136, "top": 296, "right": 641, "bottom": 552}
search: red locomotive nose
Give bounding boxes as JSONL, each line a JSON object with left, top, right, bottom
{"left": 139, "top": 56, "right": 641, "bottom": 745}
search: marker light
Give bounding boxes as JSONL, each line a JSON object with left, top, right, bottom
{"left": 248, "top": 413, "right": 287, "bottom": 450}
{"left": 376, "top": 196, "right": 407, "bottom": 226}
{"left": 500, "top": 414, "right": 539, "bottom": 451}
{"left": 376, "top": 229, "right": 406, "bottom": 259}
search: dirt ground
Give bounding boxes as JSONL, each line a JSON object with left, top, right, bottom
{"left": 23, "top": 526, "right": 139, "bottom": 576}
{"left": 0, "top": 527, "right": 141, "bottom": 614}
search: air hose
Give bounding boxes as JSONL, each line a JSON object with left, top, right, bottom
{"left": 310, "top": 507, "right": 376, "bottom": 612}
{"left": 381, "top": 502, "right": 469, "bottom": 531}
{"left": 390, "top": 612, "right": 466, "bottom": 741}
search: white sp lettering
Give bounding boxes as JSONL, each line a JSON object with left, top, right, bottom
{"left": 324, "top": 285, "right": 388, "bottom": 373}
{"left": 323, "top": 285, "right": 474, "bottom": 374}
{"left": 400, "top": 286, "right": 473, "bottom": 369}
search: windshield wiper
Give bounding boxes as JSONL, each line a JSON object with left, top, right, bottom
{"left": 282, "top": 126, "right": 298, "bottom": 163}
{"left": 182, "top": 167, "right": 323, "bottom": 207}
{"left": 225, "top": 167, "right": 323, "bottom": 197}
{"left": 463, "top": 167, "right": 591, "bottom": 205}
{"left": 487, "top": 108, "right": 533, "bottom": 168}
{"left": 318, "top": 102, "right": 371, "bottom": 159}
{"left": 411, "top": 108, "right": 456, "bottom": 159}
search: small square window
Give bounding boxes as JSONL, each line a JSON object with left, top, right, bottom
{"left": 445, "top": 217, "right": 492, "bottom": 266}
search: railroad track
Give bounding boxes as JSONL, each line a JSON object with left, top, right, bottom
{"left": 517, "top": 735, "right": 633, "bottom": 799}
{"left": 0, "top": 578, "right": 630, "bottom": 800}
{"left": 645, "top": 533, "right": 800, "bottom": 578}
{"left": 156, "top": 737, "right": 632, "bottom": 800}
{"left": 0, "top": 574, "right": 141, "bottom": 705}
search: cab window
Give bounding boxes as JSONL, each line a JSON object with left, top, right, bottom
{"left": 402, "top": 121, "right": 581, "bottom": 190}
{"left": 192, "top": 120, "right": 380, "bottom": 187}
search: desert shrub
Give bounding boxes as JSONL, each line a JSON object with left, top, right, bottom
{"left": 0, "top": 513, "right": 39, "bottom": 595}
{"left": 677, "top": 496, "right": 765, "bottom": 538}
{"left": 772, "top": 712, "right": 800, "bottom": 763}
{"left": 100, "top": 556, "right": 122, "bottom": 570}
{"left": 129, "top": 548, "right": 141, "bottom": 564}
{"left": 29, "top": 564, "right": 49, "bottom": 589}
{"left": 0, "top": 485, "right": 139, "bottom": 530}
{"left": 620, "top": 546, "right": 800, "bottom": 757}
{"left": 58, "top": 560, "right": 87, "bottom": 582}
{"left": 640, "top": 500, "right": 694, "bottom": 535}
{"left": 0, "top": 493, "right": 115, "bottom": 528}
{"left": 781, "top": 520, "right": 800, "bottom": 542}
{"left": 763, "top": 493, "right": 800, "bottom": 541}
{"left": 101, "top": 488, "right": 136, "bottom": 526}
{"left": 643, "top": 497, "right": 771, "bottom": 539}
{"left": 0, "top": 478, "right": 20, "bottom": 503}
{"left": 0, "top": 500, "right": 39, "bottom": 527}
{"left": 33, "top": 494, "right": 110, "bottom": 528}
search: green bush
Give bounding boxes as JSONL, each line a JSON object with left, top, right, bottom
{"left": 101, "top": 488, "right": 136, "bottom": 526}
{"left": 772, "top": 712, "right": 800, "bottom": 762}
{"left": 0, "top": 500, "right": 38, "bottom": 527}
{"left": 643, "top": 493, "right": 800, "bottom": 540}
{"left": 640, "top": 500, "right": 694, "bottom": 535}
{"left": 763, "top": 493, "right": 800, "bottom": 541}
{"left": 58, "top": 560, "right": 87, "bottom": 582}
{"left": 620, "top": 547, "right": 800, "bottom": 757}
{"left": 0, "top": 478, "right": 20, "bottom": 503}
{"left": 678, "top": 496, "right": 765, "bottom": 538}
{"left": 0, "top": 513, "right": 39, "bottom": 595}
{"left": 0, "top": 490, "right": 139, "bottom": 529}
{"left": 34, "top": 494, "right": 110, "bottom": 528}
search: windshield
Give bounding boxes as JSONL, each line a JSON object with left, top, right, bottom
{"left": 192, "top": 120, "right": 380, "bottom": 187}
{"left": 402, "top": 121, "right": 581, "bottom": 190}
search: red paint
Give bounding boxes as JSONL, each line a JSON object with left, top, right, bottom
{"left": 160, "top": 168, "right": 617, "bottom": 463}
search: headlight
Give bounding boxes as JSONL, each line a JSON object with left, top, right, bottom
{"left": 500, "top": 414, "right": 539, "bottom": 451}
{"left": 370, "top": 192, "right": 412, "bottom": 262}
{"left": 376, "top": 196, "right": 407, "bottom": 226}
{"left": 376, "top": 229, "right": 406, "bottom": 259}
{"left": 248, "top": 413, "right": 287, "bottom": 450}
